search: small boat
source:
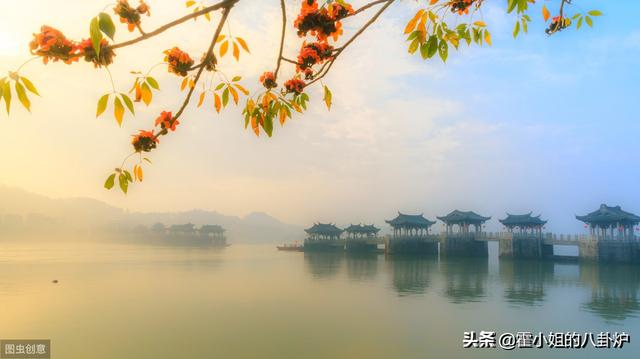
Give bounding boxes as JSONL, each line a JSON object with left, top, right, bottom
{"left": 277, "top": 243, "right": 303, "bottom": 252}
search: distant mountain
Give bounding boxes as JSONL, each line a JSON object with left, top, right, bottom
{"left": 0, "top": 185, "right": 301, "bottom": 244}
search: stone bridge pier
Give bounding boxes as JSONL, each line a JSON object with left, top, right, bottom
{"left": 439, "top": 234, "right": 488, "bottom": 257}
{"left": 498, "top": 233, "right": 553, "bottom": 259}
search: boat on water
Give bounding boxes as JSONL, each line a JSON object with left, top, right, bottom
{"left": 277, "top": 243, "right": 303, "bottom": 252}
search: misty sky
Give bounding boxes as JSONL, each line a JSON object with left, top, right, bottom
{"left": 1, "top": 0, "right": 639, "bottom": 232}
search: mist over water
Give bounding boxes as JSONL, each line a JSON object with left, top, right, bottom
{"left": 0, "top": 240, "right": 637, "bottom": 358}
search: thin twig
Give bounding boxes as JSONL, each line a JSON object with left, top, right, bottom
{"left": 174, "top": 6, "right": 233, "bottom": 121}
{"left": 109, "top": 0, "right": 239, "bottom": 51}
{"left": 274, "top": 0, "right": 287, "bottom": 79}
{"left": 308, "top": 0, "right": 395, "bottom": 85}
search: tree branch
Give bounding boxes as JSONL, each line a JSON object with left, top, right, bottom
{"left": 308, "top": 0, "right": 395, "bottom": 85}
{"left": 173, "top": 5, "right": 233, "bottom": 121}
{"left": 109, "top": 0, "right": 240, "bottom": 51}
{"left": 274, "top": 0, "right": 287, "bottom": 79}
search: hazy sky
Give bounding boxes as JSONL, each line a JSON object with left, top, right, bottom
{"left": 1, "top": 0, "right": 639, "bottom": 232}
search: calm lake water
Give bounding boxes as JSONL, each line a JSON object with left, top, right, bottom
{"left": 0, "top": 240, "right": 638, "bottom": 358}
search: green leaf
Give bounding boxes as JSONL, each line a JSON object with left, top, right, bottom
{"left": 120, "top": 93, "right": 135, "bottom": 114}
{"left": 587, "top": 10, "right": 602, "bottom": 17}
{"left": 323, "top": 85, "right": 332, "bottom": 110}
{"left": 98, "top": 12, "right": 116, "bottom": 40}
{"left": 118, "top": 173, "right": 128, "bottom": 194}
{"left": 577, "top": 17, "right": 583, "bottom": 30}
{"left": 143, "top": 157, "right": 152, "bottom": 164}
{"left": 222, "top": 88, "right": 229, "bottom": 107}
{"left": 104, "top": 173, "right": 116, "bottom": 189}
{"left": 2, "top": 80, "right": 11, "bottom": 114}
{"left": 231, "top": 76, "right": 241, "bottom": 82}
{"left": 264, "top": 114, "right": 273, "bottom": 137}
{"left": 215, "top": 83, "right": 225, "bottom": 91}
{"left": 146, "top": 76, "right": 159, "bottom": 90}
{"left": 427, "top": 35, "right": 438, "bottom": 58}
{"left": 438, "top": 40, "right": 448, "bottom": 63}
{"left": 123, "top": 170, "right": 133, "bottom": 182}
{"left": 513, "top": 21, "right": 520, "bottom": 38}
{"left": 90, "top": 17, "right": 102, "bottom": 56}
{"left": 15, "top": 82, "right": 30, "bottom": 111}
{"left": 408, "top": 38, "right": 419, "bottom": 54}
{"left": 20, "top": 77, "right": 39, "bottom": 96}
{"left": 96, "top": 93, "right": 109, "bottom": 117}
{"left": 585, "top": 16, "right": 593, "bottom": 27}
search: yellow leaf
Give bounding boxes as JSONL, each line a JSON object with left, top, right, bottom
{"left": 141, "top": 83, "right": 152, "bottom": 106}
{"left": 542, "top": 5, "right": 550, "bottom": 22}
{"left": 474, "top": 21, "right": 487, "bottom": 27}
{"left": 204, "top": 12, "right": 211, "bottom": 21}
{"left": 216, "top": 35, "right": 225, "bottom": 43}
{"left": 236, "top": 37, "right": 250, "bottom": 53}
{"left": 404, "top": 9, "right": 424, "bottom": 34}
{"left": 198, "top": 92, "right": 205, "bottom": 107}
{"left": 484, "top": 31, "right": 492, "bottom": 46}
{"left": 214, "top": 93, "right": 221, "bottom": 113}
{"left": 279, "top": 107, "right": 287, "bottom": 125}
{"left": 180, "top": 77, "right": 188, "bottom": 91}
{"left": 137, "top": 166, "right": 144, "bottom": 182}
{"left": 185, "top": 1, "right": 196, "bottom": 7}
{"left": 114, "top": 97, "right": 124, "bottom": 126}
{"left": 234, "top": 84, "right": 249, "bottom": 95}
{"left": 228, "top": 86, "right": 239, "bottom": 104}
{"left": 189, "top": 78, "right": 195, "bottom": 88}
{"left": 232, "top": 42, "right": 240, "bottom": 61}
{"left": 220, "top": 41, "right": 229, "bottom": 57}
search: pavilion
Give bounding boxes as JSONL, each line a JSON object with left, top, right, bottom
{"left": 385, "top": 212, "right": 435, "bottom": 238}
{"left": 343, "top": 224, "right": 380, "bottom": 239}
{"left": 576, "top": 204, "right": 640, "bottom": 240}
{"left": 499, "top": 213, "right": 547, "bottom": 235}
{"left": 305, "top": 223, "right": 343, "bottom": 241}
{"left": 199, "top": 224, "right": 226, "bottom": 240}
{"left": 438, "top": 210, "right": 491, "bottom": 234}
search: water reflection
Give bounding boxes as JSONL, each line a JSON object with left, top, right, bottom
{"left": 439, "top": 258, "right": 488, "bottom": 303}
{"left": 345, "top": 253, "right": 379, "bottom": 282}
{"left": 387, "top": 257, "right": 436, "bottom": 296}
{"left": 499, "top": 259, "right": 554, "bottom": 306}
{"left": 580, "top": 264, "right": 640, "bottom": 321}
{"left": 303, "top": 252, "right": 344, "bottom": 279}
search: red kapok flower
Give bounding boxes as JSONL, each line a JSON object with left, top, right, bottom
{"left": 259, "top": 71, "right": 277, "bottom": 89}
{"left": 114, "top": 0, "right": 149, "bottom": 32}
{"left": 78, "top": 38, "right": 115, "bottom": 68}
{"left": 154, "top": 111, "right": 179, "bottom": 132}
{"left": 327, "top": 2, "right": 354, "bottom": 20}
{"left": 163, "top": 47, "right": 194, "bottom": 77}
{"left": 284, "top": 78, "right": 306, "bottom": 95}
{"left": 131, "top": 130, "right": 158, "bottom": 152}
{"left": 296, "top": 41, "right": 333, "bottom": 72}
{"left": 29, "top": 25, "right": 80, "bottom": 65}
{"left": 450, "top": 0, "right": 475, "bottom": 15}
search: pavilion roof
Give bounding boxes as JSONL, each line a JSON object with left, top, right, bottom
{"left": 437, "top": 210, "right": 491, "bottom": 224}
{"left": 499, "top": 212, "right": 547, "bottom": 227}
{"left": 344, "top": 224, "right": 380, "bottom": 234}
{"left": 576, "top": 204, "right": 640, "bottom": 225}
{"left": 305, "top": 223, "right": 343, "bottom": 235}
{"left": 200, "top": 224, "right": 225, "bottom": 233}
{"left": 385, "top": 212, "right": 436, "bottom": 228}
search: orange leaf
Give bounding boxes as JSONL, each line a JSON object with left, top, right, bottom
{"left": 251, "top": 116, "right": 259, "bottom": 136}
{"left": 429, "top": 0, "right": 438, "bottom": 4}
{"left": 404, "top": 9, "right": 424, "bottom": 34}
{"left": 232, "top": 42, "right": 240, "bottom": 61}
{"left": 279, "top": 107, "right": 287, "bottom": 125}
{"left": 214, "top": 93, "right": 221, "bottom": 113}
{"left": 220, "top": 41, "right": 229, "bottom": 57}
{"left": 236, "top": 37, "right": 250, "bottom": 53}
{"left": 137, "top": 166, "right": 144, "bottom": 182}
{"left": 228, "top": 86, "right": 239, "bottom": 104}
{"left": 141, "top": 83, "right": 152, "bottom": 106}
{"left": 180, "top": 77, "right": 188, "bottom": 91}
{"left": 198, "top": 92, "right": 205, "bottom": 107}
{"left": 542, "top": 5, "right": 550, "bottom": 22}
